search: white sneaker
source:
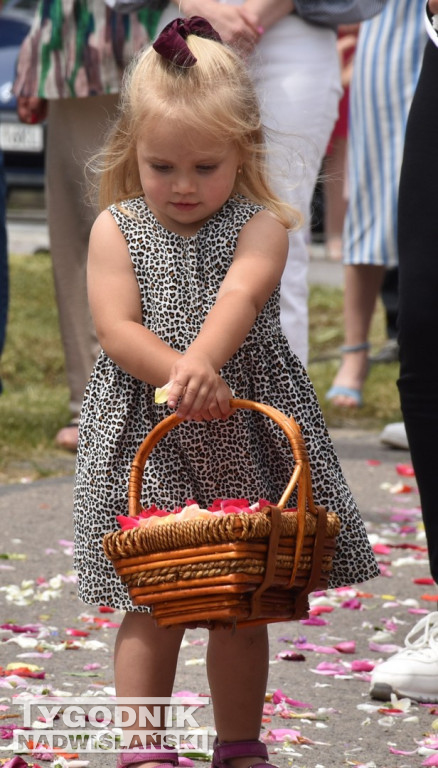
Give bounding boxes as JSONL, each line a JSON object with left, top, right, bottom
{"left": 379, "top": 422, "right": 409, "bottom": 450}
{"left": 370, "top": 612, "right": 438, "bottom": 702}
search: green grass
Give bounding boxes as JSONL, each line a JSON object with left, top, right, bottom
{"left": 308, "top": 284, "right": 402, "bottom": 429}
{"left": 0, "top": 253, "right": 402, "bottom": 483}
{"left": 0, "top": 252, "right": 72, "bottom": 483}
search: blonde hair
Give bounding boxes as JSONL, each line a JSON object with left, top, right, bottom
{"left": 97, "top": 30, "right": 301, "bottom": 230}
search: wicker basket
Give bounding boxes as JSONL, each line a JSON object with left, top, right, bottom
{"left": 103, "top": 399, "right": 340, "bottom": 628}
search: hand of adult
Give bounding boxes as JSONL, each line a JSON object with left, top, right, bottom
{"left": 242, "top": 0, "right": 294, "bottom": 32}
{"left": 174, "top": 0, "right": 261, "bottom": 54}
{"left": 17, "top": 96, "right": 48, "bottom": 125}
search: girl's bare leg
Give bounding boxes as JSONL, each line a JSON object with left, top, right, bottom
{"left": 328, "top": 264, "right": 385, "bottom": 407}
{"left": 206, "top": 624, "right": 269, "bottom": 768}
{"left": 115, "top": 612, "right": 185, "bottom": 761}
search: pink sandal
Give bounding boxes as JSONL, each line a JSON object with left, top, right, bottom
{"left": 117, "top": 747, "right": 179, "bottom": 768}
{"left": 212, "top": 739, "right": 277, "bottom": 768}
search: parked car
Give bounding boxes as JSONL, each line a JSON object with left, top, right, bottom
{"left": 0, "top": 0, "right": 45, "bottom": 191}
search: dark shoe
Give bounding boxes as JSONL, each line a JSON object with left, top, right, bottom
{"left": 212, "top": 739, "right": 276, "bottom": 768}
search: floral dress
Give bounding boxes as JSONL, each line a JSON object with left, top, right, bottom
{"left": 73, "top": 195, "right": 379, "bottom": 611}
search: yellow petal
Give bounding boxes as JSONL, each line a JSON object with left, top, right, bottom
{"left": 154, "top": 380, "right": 174, "bottom": 404}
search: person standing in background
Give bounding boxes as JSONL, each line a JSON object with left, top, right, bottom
{"left": 0, "top": 0, "right": 8, "bottom": 395}
{"left": 0, "top": 150, "right": 7, "bottom": 396}
{"left": 160, "top": 0, "right": 383, "bottom": 367}
{"left": 14, "top": 1, "right": 160, "bottom": 450}
{"left": 370, "top": 2, "right": 438, "bottom": 701}
{"left": 326, "top": 0, "right": 426, "bottom": 409}
{"left": 323, "top": 25, "right": 358, "bottom": 262}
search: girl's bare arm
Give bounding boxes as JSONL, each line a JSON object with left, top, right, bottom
{"left": 87, "top": 211, "right": 182, "bottom": 386}
{"left": 166, "top": 210, "right": 289, "bottom": 418}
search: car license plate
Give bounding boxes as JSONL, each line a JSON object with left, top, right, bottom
{"left": 0, "top": 122, "right": 44, "bottom": 152}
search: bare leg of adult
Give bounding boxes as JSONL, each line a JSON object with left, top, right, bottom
{"left": 206, "top": 624, "right": 269, "bottom": 768}
{"left": 114, "top": 612, "right": 185, "bottom": 763}
{"left": 326, "top": 263, "right": 385, "bottom": 407}
{"left": 323, "top": 137, "right": 348, "bottom": 261}
{"left": 47, "top": 95, "right": 118, "bottom": 450}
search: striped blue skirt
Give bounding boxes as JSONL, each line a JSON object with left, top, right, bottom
{"left": 343, "top": 0, "right": 426, "bottom": 266}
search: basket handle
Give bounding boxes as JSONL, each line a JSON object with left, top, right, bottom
{"left": 128, "top": 398, "right": 317, "bottom": 519}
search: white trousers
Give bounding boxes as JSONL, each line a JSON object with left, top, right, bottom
{"left": 158, "top": 7, "right": 341, "bottom": 364}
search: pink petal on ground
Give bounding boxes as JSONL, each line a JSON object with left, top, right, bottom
{"left": 422, "top": 756, "right": 438, "bottom": 766}
{"left": 173, "top": 691, "right": 206, "bottom": 706}
{"left": 351, "top": 659, "right": 375, "bottom": 672}
{"left": 0, "top": 623, "right": 42, "bottom": 633}
{"left": 296, "top": 642, "right": 340, "bottom": 654}
{"left": 300, "top": 617, "right": 328, "bottom": 626}
{"left": 408, "top": 608, "right": 429, "bottom": 616}
{"left": 1, "top": 759, "right": 29, "bottom": 768}
{"left": 284, "top": 699, "right": 313, "bottom": 709}
{"left": 373, "top": 544, "right": 392, "bottom": 555}
{"left": 340, "top": 598, "right": 363, "bottom": 610}
{"left": 174, "top": 690, "right": 200, "bottom": 697}
{"left": 367, "top": 459, "right": 381, "bottom": 466}
{"left": 334, "top": 641, "right": 356, "bottom": 654}
{"left": 271, "top": 690, "right": 312, "bottom": 708}
{"left": 309, "top": 605, "right": 334, "bottom": 615}
{"left": 272, "top": 689, "right": 287, "bottom": 704}
{"left": 369, "top": 642, "right": 402, "bottom": 653}
{"left": 396, "top": 464, "right": 415, "bottom": 477}
{"left": 311, "top": 661, "right": 347, "bottom": 676}
{"left": 261, "top": 728, "right": 312, "bottom": 744}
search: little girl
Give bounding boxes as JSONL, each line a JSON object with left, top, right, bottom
{"left": 74, "top": 16, "right": 379, "bottom": 768}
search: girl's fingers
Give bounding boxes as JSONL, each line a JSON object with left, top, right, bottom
{"left": 177, "top": 385, "right": 210, "bottom": 418}
{"left": 166, "top": 381, "right": 186, "bottom": 410}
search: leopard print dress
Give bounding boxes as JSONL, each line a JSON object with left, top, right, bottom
{"left": 74, "top": 196, "right": 379, "bottom": 611}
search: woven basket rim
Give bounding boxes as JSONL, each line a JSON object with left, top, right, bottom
{"left": 103, "top": 505, "right": 340, "bottom": 560}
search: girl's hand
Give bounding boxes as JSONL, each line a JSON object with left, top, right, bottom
{"left": 166, "top": 355, "right": 231, "bottom": 420}
{"left": 197, "top": 377, "right": 235, "bottom": 422}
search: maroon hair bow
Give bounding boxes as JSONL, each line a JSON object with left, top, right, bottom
{"left": 152, "top": 16, "right": 223, "bottom": 68}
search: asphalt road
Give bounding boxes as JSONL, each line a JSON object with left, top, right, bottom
{"left": 3, "top": 201, "right": 434, "bottom": 768}
{"left": 1, "top": 430, "right": 436, "bottom": 768}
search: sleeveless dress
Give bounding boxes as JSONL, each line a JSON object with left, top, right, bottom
{"left": 74, "top": 196, "right": 379, "bottom": 611}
